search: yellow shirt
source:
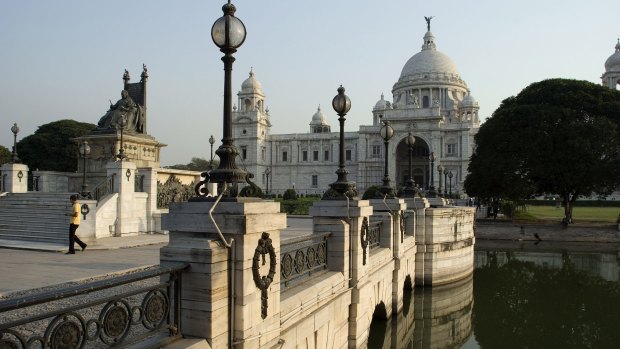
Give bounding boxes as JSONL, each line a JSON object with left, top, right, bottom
{"left": 71, "top": 202, "right": 81, "bottom": 225}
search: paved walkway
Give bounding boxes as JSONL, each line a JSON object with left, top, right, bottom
{"left": 0, "top": 217, "right": 313, "bottom": 296}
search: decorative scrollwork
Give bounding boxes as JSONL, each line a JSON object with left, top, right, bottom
{"left": 99, "top": 301, "right": 131, "bottom": 344}
{"left": 142, "top": 290, "right": 169, "bottom": 329}
{"left": 0, "top": 329, "right": 27, "bottom": 349}
{"left": 45, "top": 313, "right": 86, "bottom": 349}
{"left": 317, "top": 242, "right": 326, "bottom": 264}
{"left": 281, "top": 253, "right": 293, "bottom": 279}
{"left": 361, "top": 217, "right": 369, "bottom": 266}
{"left": 252, "top": 232, "right": 277, "bottom": 319}
{"left": 306, "top": 247, "right": 316, "bottom": 268}
{"left": 239, "top": 172, "right": 263, "bottom": 198}
{"left": 194, "top": 171, "right": 211, "bottom": 197}
{"left": 294, "top": 250, "right": 305, "bottom": 273}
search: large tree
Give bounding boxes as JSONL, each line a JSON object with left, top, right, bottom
{"left": 165, "top": 157, "right": 218, "bottom": 171}
{"left": 465, "top": 79, "right": 620, "bottom": 222}
{"left": 0, "top": 145, "right": 10, "bottom": 165}
{"left": 18, "top": 119, "right": 96, "bottom": 172}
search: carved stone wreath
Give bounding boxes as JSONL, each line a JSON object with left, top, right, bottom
{"left": 360, "top": 217, "right": 369, "bottom": 266}
{"left": 252, "top": 232, "right": 277, "bottom": 319}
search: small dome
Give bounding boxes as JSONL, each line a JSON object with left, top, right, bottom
{"left": 241, "top": 68, "right": 263, "bottom": 92}
{"left": 310, "top": 105, "right": 329, "bottom": 126}
{"left": 460, "top": 91, "right": 478, "bottom": 108}
{"left": 373, "top": 93, "right": 391, "bottom": 110}
{"left": 604, "top": 39, "right": 620, "bottom": 72}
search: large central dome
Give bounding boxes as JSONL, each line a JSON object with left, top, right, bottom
{"left": 399, "top": 31, "right": 460, "bottom": 80}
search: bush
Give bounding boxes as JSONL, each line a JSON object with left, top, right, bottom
{"left": 283, "top": 188, "right": 298, "bottom": 200}
{"left": 362, "top": 185, "right": 382, "bottom": 200}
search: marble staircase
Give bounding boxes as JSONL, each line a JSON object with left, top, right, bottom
{"left": 0, "top": 192, "right": 73, "bottom": 244}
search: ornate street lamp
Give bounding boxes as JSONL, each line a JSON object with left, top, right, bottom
{"left": 437, "top": 165, "right": 444, "bottom": 197}
{"left": 398, "top": 132, "right": 419, "bottom": 197}
{"left": 428, "top": 152, "right": 436, "bottom": 197}
{"left": 10, "top": 123, "right": 21, "bottom": 164}
{"left": 448, "top": 171, "right": 453, "bottom": 198}
{"left": 79, "top": 140, "right": 91, "bottom": 199}
{"left": 208, "top": 1, "right": 247, "bottom": 191}
{"left": 378, "top": 120, "right": 396, "bottom": 197}
{"left": 209, "top": 135, "right": 215, "bottom": 170}
{"left": 322, "top": 85, "right": 357, "bottom": 200}
{"left": 116, "top": 114, "right": 128, "bottom": 162}
{"left": 264, "top": 167, "right": 271, "bottom": 195}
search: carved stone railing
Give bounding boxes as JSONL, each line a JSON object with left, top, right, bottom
{"left": 280, "top": 232, "right": 330, "bottom": 289}
{"left": 368, "top": 221, "right": 382, "bottom": 249}
{"left": 0, "top": 263, "right": 188, "bottom": 348}
{"left": 93, "top": 174, "right": 115, "bottom": 201}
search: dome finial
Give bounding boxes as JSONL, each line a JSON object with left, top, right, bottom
{"left": 249, "top": 66, "right": 254, "bottom": 77}
{"left": 616, "top": 38, "right": 620, "bottom": 52}
{"left": 424, "top": 16, "right": 434, "bottom": 31}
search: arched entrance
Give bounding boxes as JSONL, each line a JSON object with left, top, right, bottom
{"left": 396, "top": 136, "right": 430, "bottom": 189}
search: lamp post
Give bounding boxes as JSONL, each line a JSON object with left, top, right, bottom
{"left": 398, "top": 132, "right": 418, "bottom": 197}
{"left": 322, "top": 85, "right": 357, "bottom": 200}
{"left": 10, "top": 123, "right": 21, "bottom": 164}
{"left": 79, "top": 140, "right": 91, "bottom": 199}
{"left": 264, "top": 167, "right": 270, "bottom": 195}
{"left": 116, "top": 114, "right": 128, "bottom": 162}
{"left": 448, "top": 171, "right": 453, "bottom": 198}
{"left": 428, "top": 152, "right": 436, "bottom": 197}
{"left": 443, "top": 169, "right": 448, "bottom": 197}
{"left": 209, "top": 1, "right": 247, "bottom": 191}
{"left": 379, "top": 120, "right": 396, "bottom": 197}
{"left": 209, "top": 134, "right": 215, "bottom": 170}
{"left": 437, "top": 165, "right": 444, "bottom": 197}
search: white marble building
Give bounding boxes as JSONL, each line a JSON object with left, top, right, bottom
{"left": 233, "top": 24, "right": 481, "bottom": 196}
{"left": 602, "top": 39, "right": 620, "bottom": 89}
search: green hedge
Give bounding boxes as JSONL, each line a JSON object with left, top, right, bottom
{"left": 275, "top": 197, "right": 321, "bottom": 215}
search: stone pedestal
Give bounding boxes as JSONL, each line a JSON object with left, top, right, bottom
{"left": 403, "top": 197, "right": 429, "bottom": 286}
{"left": 107, "top": 161, "right": 136, "bottom": 236}
{"left": 161, "top": 199, "right": 286, "bottom": 349}
{"left": 0, "top": 163, "right": 29, "bottom": 193}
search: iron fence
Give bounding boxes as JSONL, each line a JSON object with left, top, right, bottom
{"left": 0, "top": 263, "right": 188, "bottom": 348}
{"left": 93, "top": 174, "right": 115, "bottom": 201}
{"left": 280, "top": 232, "right": 330, "bottom": 289}
{"left": 368, "top": 221, "right": 382, "bottom": 249}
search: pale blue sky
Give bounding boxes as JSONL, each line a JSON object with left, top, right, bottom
{"left": 1, "top": 0, "right": 618, "bottom": 166}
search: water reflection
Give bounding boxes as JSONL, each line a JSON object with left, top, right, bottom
{"left": 368, "top": 247, "right": 620, "bottom": 349}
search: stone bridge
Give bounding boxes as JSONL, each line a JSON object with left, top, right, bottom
{"left": 161, "top": 197, "right": 475, "bottom": 348}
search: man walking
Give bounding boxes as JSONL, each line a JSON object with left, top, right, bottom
{"left": 66, "top": 194, "right": 87, "bottom": 254}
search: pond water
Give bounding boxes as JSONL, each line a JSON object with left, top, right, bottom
{"left": 368, "top": 244, "right": 620, "bottom": 348}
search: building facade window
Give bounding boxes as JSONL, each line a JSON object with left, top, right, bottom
{"left": 371, "top": 145, "right": 381, "bottom": 158}
{"left": 447, "top": 143, "right": 457, "bottom": 156}
{"left": 313, "top": 150, "right": 319, "bottom": 161}
{"left": 282, "top": 151, "right": 288, "bottom": 162}
{"left": 302, "top": 150, "right": 308, "bottom": 161}
{"left": 346, "top": 149, "right": 352, "bottom": 161}
{"left": 261, "top": 147, "right": 266, "bottom": 161}
{"left": 241, "top": 146, "right": 247, "bottom": 160}
{"left": 311, "top": 175, "right": 318, "bottom": 188}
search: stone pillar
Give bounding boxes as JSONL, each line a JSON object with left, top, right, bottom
{"left": 161, "top": 199, "right": 286, "bottom": 349}
{"left": 309, "top": 199, "right": 373, "bottom": 348}
{"left": 0, "top": 163, "right": 29, "bottom": 193}
{"left": 403, "top": 197, "right": 429, "bottom": 286}
{"left": 139, "top": 167, "right": 158, "bottom": 232}
{"left": 76, "top": 199, "right": 98, "bottom": 242}
{"left": 106, "top": 161, "right": 136, "bottom": 236}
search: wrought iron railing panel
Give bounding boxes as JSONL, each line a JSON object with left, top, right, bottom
{"left": 368, "top": 221, "right": 382, "bottom": 249}
{"left": 0, "top": 263, "right": 188, "bottom": 349}
{"left": 135, "top": 174, "right": 145, "bottom": 192}
{"left": 93, "top": 174, "right": 115, "bottom": 201}
{"left": 280, "top": 232, "right": 330, "bottom": 289}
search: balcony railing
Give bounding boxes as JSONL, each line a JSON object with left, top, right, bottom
{"left": 280, "top": 232, "right": 330, "bottom": 289}
{"left": 0, "top": 263, "right": 188, "bottom": 348}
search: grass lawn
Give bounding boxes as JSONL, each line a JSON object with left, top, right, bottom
{"left": 515, "top": 205, "right": 620, "bottom": 223}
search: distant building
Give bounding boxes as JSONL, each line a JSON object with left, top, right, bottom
{"left": 232, "top": 23, "right": 481, "bottom": 196}
{"left": 602, "top": 39, "right": 620, "bottom": 89}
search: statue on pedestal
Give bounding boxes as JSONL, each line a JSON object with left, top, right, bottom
{"left": 95, "top": 90, "right": 144, "bottom": 133}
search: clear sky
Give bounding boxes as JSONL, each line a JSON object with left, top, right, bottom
{"left": 0, "top": 0, "right": 618, "bottom": 166}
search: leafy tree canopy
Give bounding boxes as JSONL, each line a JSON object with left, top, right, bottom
{"left": 17, "top": 119, "right": 96, "bottom": 172}
{"left": 0, "top": 145, "right": 11, "bottom": 165}
{"left": 165, "top": 157, "right": 218, "bottom": 171}
{"left": 464, "top": 79, "right": 620, "bottom": 221}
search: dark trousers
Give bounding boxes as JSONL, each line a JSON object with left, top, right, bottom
{"left": 69, "top": 224, "right": 86, "bottom": 252}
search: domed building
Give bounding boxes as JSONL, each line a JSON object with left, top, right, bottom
{"left": 602, "top": 39, "right": 620, "bottom": 89}
{"left": 232, "top": 20, "right": 480, "bottom": 197}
